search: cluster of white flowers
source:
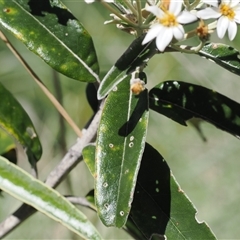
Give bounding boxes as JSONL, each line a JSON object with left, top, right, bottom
{"left": 143, "top": 0, "right": 240, "bottom": 51}
{"left": 85, "top": 0, "right": 240, "bottom": 52}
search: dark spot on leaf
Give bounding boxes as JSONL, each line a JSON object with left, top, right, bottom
{"left": 28, "top": 0, "right": 76, "bottom": 25}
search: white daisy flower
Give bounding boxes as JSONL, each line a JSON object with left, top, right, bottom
{"left": 142, "top": 0, "right": 197, "bottom": 52}
{"left": 197, "top": 0, "right": 240, "bottom": 40}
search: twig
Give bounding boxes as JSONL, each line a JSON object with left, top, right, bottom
{"left": 0, "top": 30, "right": 82, "bottom": 138}
{"left": 66, "top": 196, "right": 96, "bottom": 211}
{"left": 0, "top": 101, "right": 104, "bottom": 238}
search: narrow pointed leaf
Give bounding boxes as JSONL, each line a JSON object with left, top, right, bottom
{"left": 198, "top": 43, "right": 240, "bottom": 76}
{"left": 98, "top": 34, "right": 156, "bottom": 99}
{"left": 0, "top": 82, "right": 42, "bottom": 162}
{"left": 131, "top": 143, "right": 216, "bottom": 239}
{"left": 149, "top": 80, "right": 240, "bottom": 138}
{"left": 0, "top": 0, "right": 99, "bottom": 82}
{"left": 96, "top": 76, "right": 149, "bottom": 227}
{"left": 0, "top": 156, "right": 102, "bottom": 239}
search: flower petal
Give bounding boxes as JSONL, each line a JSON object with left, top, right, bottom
{"left": 145, "top": 6, "right": 163, "bottom": 17}
{"left": 202, "top": 0, "right": 219, "bottom": 7}
{"left": 217, "top": 16, "right": 229, "bottom": 38}
{"left": 233, "top": 8, "right": 240, "bottom": 22}
{"left": 156, "top": 27, "right": 173, "bottom": 52}
{"left": 229, "top": 0, "right": 239, "bottom": 7}
{"left": 222, "top": 0, "right": 231, "bottom": 5}
{"left": 177, "top": 11, "right": 198, "bottom": 24}
{"left": 173, "top": 25, "right": 185, "bottom": 40}
{"left": 228, "top": 20, "right": 237, "bottom": 40}
{"left": 169, "top": 0, "right": 183, "bottom": 16}
{"left": 142, "top": 24, "right": 163, "bottom": 45}
{"left": 197, "top": 7, "right": 221, "bottom": 19}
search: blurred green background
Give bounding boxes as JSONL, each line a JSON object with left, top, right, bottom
{"left": 1, "top": 1, "right": 240, "bottom": 239}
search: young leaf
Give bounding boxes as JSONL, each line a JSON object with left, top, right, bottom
{"left": 149, "top": 80, "right": 240, "bottom": 138}
{"left": 0, "top": 156, "right": 102, "bottom": 240}
{"left": 131, "top": 143, "right": 216, "bottom": 239}
{"left": 198, "top": 43, "right": 240, "bottom": 76}
{"left": 0, "top": 82, "right": 42, "bottom": 162}
{"left": 95, "top": 76, "right": 149, "bottom": 227}
{"left": 0, "top": 0, "right": 99, "bottom": 82}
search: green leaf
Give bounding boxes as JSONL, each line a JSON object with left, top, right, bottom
{"left": 166, "top": 175, "right": 216, "bottom": 239}
{"left": 0, "top": 131, "right": 17, "bottom": 193}
{"left": 83, "top": 143, "right": 149, "bottom": 240}
{"left": 0, "top": 156, "right": 102, "bottom": 239}
{"left": 0, "top": 82, "right": 42, "bottom": 162}
{"left": 0, "top": 129, "right": 15, "bottom": 155}
{"left": 97, "top": 67, "right": 127, "bottom": 100}
{"left": 82, "top": 144, "right": 96, "bottom": 177}
{"left": 149, "top": 80, "right": 240, "bottom": 138}
{"left": 0, "top": 0, "right": 99, "bottom": 82}
{"left": 198, "top": 43, "right": 240, "bottom": 76}
{"left": 97, "top": 34, "right": 157, "bottom": 99}
{"left": 83, "top": 144, "right": 216, "bottom": 239}
{"left": 95, "top": 76, "right": 149, "bottom": 227}
{"left": 131, "top": 143, "right": 216, "bottom": 239}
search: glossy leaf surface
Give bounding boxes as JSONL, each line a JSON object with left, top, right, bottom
{"left": 149, "top": 80, "right": 240, "bottom": 138}
{"left": 0, "top": 0, "right": 99, "bottom": 82}
{"left": 198, "top": 43, "right": 240, "bottom": 76}
{"left": 96, "top": 77, "right": 149, "bottom": 227}
{"left": 0, "top": 156, "right": 102, "bottom": 239}
{"left": 0, "top": 82, "right": 42, "bottom": 162}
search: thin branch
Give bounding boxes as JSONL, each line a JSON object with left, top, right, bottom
{"left": 0, "top": 30, "right": 82, "bottom": 138}
{"left": 65, "top": 196, "right": 96, "bottom": 211}
{"left": 0, "top": 101, "right": 104, "bottom": 238}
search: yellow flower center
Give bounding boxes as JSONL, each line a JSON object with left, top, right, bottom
{"left": 220, "top": 4, "right": 235, "bottom": 19}
{"left": 158, "top": 12, "right": 178, "bottom": 27}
